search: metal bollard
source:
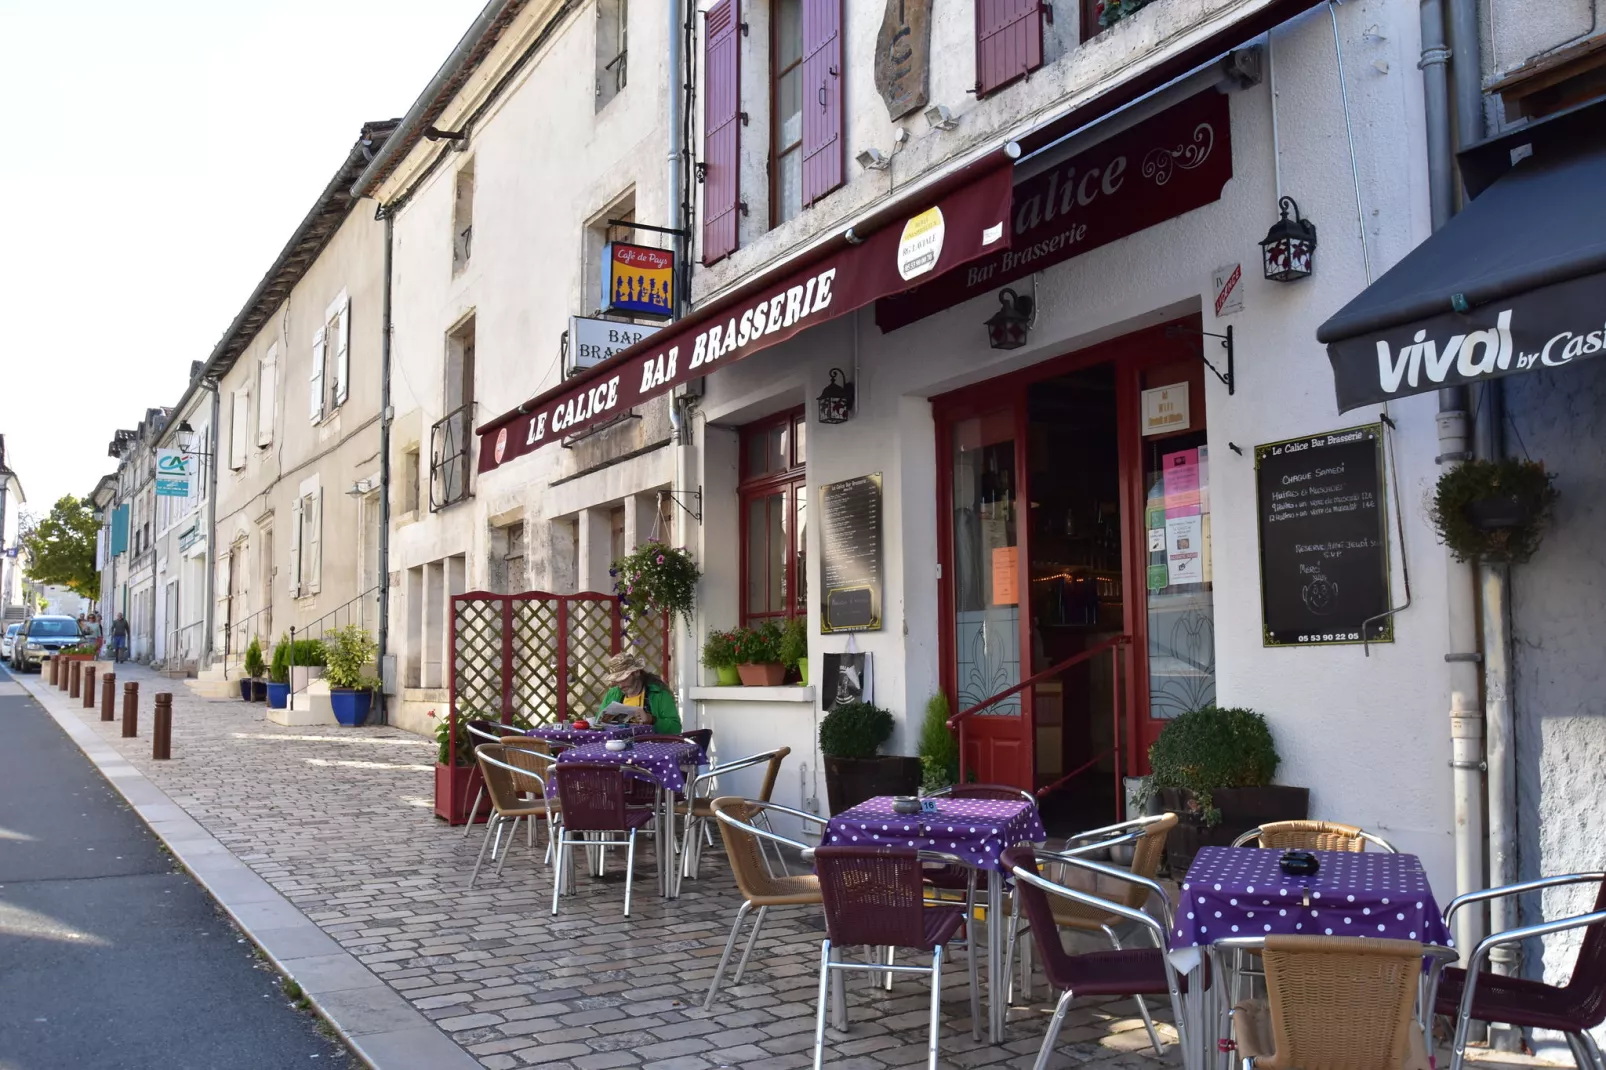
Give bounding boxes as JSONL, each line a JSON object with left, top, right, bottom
{"left": 101, "top": 672, "right": 116, "bottom": 721}
{"left": 122, "top": 681, "right": 138, "bottom": 738}
{"left": 83, "top": 666, "right": 96, "bottom": 708}
{"left": 152, "top": 693, "right": 172, "bottom": 760}
{"left": 69, "top": 660, "right": 81, "bottom": 698}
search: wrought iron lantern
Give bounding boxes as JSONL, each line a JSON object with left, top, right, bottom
{"left": 984, "top": 287, "right": 1034, "bottom": 350}
{"left": 1260, "top": 196, "right": 1317, "bottom": 282}
{"left": 816, "top": 368, "right": 855, "bottom": 424}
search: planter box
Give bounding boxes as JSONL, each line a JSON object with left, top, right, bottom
{"left": 737, "top": 662, "right": 786, "bottom": 686}
{"left": 239, "top": 679, "right": 254, "bottom": 701}
{"left": 1158, "top": 785, "right": 1310, "bottom": 876}
{"left": 434, "top": 762, "right": 490, "bottom": 825}
{"left": 329, "top": 689, "right": 374, "bottom": 727}
{"left": 713, "top": 664, "right": 741, "bottom": 686}
{"left": 266, "top": 682, "right": 290, "bottom": 709}
{"left": 823, "top": 755, "right": 922, "bottom": 816}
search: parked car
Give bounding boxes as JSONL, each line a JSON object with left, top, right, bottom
{"left": 9, "top": 615, "right": 85, "bottom": 673}
{"left": 0, "top": 622, "right": 20, "bottom": 661}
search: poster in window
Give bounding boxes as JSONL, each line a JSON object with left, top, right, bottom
{"left": 821, "top": 652, "right": 873, "bottom": 709}
{"left": 1255, "top": 424, "right": 1392, "bottom": 646}
{"left": 820, "top": 473, "right": 883, "bottom": 633}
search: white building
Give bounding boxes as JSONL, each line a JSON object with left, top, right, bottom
{"left": 99, "top": 409, "right": 171, "bottom": 662}
{"left": 149, "top": 369, "right": 214, "bottom": 671}
{"left": 0, "top": 435, "right": 24, "bottom": 620}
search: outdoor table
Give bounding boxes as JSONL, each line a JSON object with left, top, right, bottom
{"left": 822, "top": 796, "right": 1047, "bottom": 1045}
{"left": 1168, "top": 846, "right": 1453, "bottom": 1070}
{"left": 526, "top": 722, "right": 656, "bottom": 747}
{"left": 555, "top": 739, "right": 707, "bottom": 898}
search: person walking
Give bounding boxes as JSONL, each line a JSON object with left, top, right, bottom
{"left": 108, "top": 613, "right": 129, "bottom": 664}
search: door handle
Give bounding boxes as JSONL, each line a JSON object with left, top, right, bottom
{"left": 819, "top": 83, "right": 827, "bottom": 107}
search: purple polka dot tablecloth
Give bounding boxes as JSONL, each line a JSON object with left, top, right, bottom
{"left": 822, "top": 797, "right": 1047, "bottom": 872}
{"left": 555, "top": 739, "right": 705, "bottom": 792}
{"left": 527, "top": 723, "right": 655, "bottom": 746}
{"left": 1170, "top": 847, "right": 1453, "bottom": 958}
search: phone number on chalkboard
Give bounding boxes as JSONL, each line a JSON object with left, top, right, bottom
{"left": 1295, "top": 631, "right": 1364, "bottom": 643}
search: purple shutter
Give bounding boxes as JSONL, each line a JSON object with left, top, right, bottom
{"left": 800, "top": 0, "right": 844, "bottom": 208}
{"left": 702, "top": 0, "right": 741, "bottom": 265}
{"left": 975, "top": 0, "right": 1045, "bottom": 97}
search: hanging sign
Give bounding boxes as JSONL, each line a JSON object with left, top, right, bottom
{"left": 155, "top": 449, "right": 193, "bottom": 498}
{"left": 1213, "top": 262, "right": 1244, "bottom": 316}
{"left": 874, "top": 0, "right": 932, "bottom": 119}
{"left": 568, "top": 316, "right": 660, "bottom": 374}
{"left": 600, "top": 242, "right": 675, "bottom": 319}
{"left": 1255, "top": 424, "right": 1392, "bottom": 646}
{"left": 820, "top": 473, "right": 884, "bottom": 633}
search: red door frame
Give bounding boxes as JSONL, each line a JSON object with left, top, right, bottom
{"left": 933, "top": 315, "right": 1205, "bottom": 786}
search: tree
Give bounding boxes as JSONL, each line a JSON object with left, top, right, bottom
{"left": 22, "top": 495, "right": 99, "bottom": 597}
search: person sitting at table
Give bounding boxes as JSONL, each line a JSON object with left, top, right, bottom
{"left": 597, "top": 651, "right": 681, "bottom": 734}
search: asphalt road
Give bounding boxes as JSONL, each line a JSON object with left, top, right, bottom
{"left": 0, "top": 666, "right": 347, "bottom": 1070}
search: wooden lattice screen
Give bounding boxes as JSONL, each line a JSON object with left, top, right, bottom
{"left": 450, "top": 590, "right": 670, "bottom": 725}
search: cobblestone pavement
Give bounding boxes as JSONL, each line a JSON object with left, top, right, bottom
{"left": 23, "top": 662, "right": 1182, "bottom": 1070}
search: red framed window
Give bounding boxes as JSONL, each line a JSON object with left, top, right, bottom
{"left": 739, "top": 409, "right": 807, "bottom": 624}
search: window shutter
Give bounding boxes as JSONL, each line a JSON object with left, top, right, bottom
{"left": 307, "top": 488, "right": 323, "bottom": 596}
{"left": 701, "top": 0, "right": 740, "bottom": 265}
{"left": 230, "top": 390, "right": 249, "bottom": 470}
{"left": 332, "top": 297, "right": 351, "bottom": 405}
{"left": 309, "top": 327, "right": 326, "bottom": 423}
{"left": 257, "top": 348, "right": 276, "bottom": 446}
{"left": 975, "top": 0, "right": 1045, "bottom": 97}
{"left": 800, "top": 0, "right": 844, "bottom": 207}
{"left": 289, "top": 496, "right": 303, "bottom": 598}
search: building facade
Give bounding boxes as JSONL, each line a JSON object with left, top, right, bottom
{"left": 0, "top": 436, "right": 24, "bottom": 621}
{"left": 149, "top": 376, "right": 214, "bottom": 671}
{"left": 98, "top": 409, "right": 171, "bottom": 662}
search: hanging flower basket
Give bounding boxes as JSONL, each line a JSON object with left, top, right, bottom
{"left": 1429, "top": 459, "right": 1558, "bottom": 564}
{"left": 612, "top": 540, "right": 701, "bottom": 635}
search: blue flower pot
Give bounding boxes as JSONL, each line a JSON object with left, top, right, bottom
{"left": 266, "top": 682, "right": 290, "bottom": 709}
{"left": 329, "top": 689, "right": 373, "bottom": 727}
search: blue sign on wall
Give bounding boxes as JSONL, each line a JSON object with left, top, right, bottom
{"left": 110, "top": 504, "right": 129, "bottom": 555}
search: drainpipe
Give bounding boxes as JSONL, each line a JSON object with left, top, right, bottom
{"left": 667, "top": 0, "right": 692, "bottom": 715}
{"left": 201, "top": 378, "right": 221, "bottom": 663}
{"left": 378, "top": 209, "right": 394, "bottom": 726}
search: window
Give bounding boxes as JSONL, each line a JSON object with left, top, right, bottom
{"left": 452, "top": 163, "right": 474, "bottom": 274}
{"left": 289, "top": 485, "right": 322, "bottom": 598}
{"left": 738, "top": 409, "right": 807, "bottom": 624}
{"left": 431, "top": 318, "right": 475, "bottom": 510}
{"left": 771, "top": 0, "right": 805, "bottom": 226}
{"left": 401, "top": 447, "right": 421, "bottom": 514}
{"left": 588, "top": 198, "right": 635, "bottom": 313}
{"left": 310, "top": 293, "right": 350, "bottom": 422}
{"left": 230, "top": 389, "right": 249, "bottom": 469}
{"left": 596, "top": 0, "right": 628, "bottom": 109}
{"left": 257, "top": 346, "right": 277, "bottom": 446}
{"left": 975, "top": 0, "right": 1047, "bottom": 97}
{"left": 701, "top": 0, "right": 742, "bottom": 264}
{"left": 771, "top": 0, "right": 843, "bottom": 227}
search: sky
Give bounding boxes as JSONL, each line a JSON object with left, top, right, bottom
{"left": 0, "top": 0, "right": 488, "bottom": 517}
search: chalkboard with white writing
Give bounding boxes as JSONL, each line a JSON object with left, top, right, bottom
{"left": 1256, "top": 424, "right": 1392, "bottom": 647}
{"left": 820, "top": 473, "right": 884, "bottom": 634}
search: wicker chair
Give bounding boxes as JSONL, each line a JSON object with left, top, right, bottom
{"left": 462, "top": 731, "right": 551, "bottom": 835}
{"left": 811, "top": 845, "right": 979, "bottom": 1070}
{"left": 678, "top": 747, "right": 790, "bottom": 880}
{"left": 550, "top": 762, "right": 657, "bottom": 916}
{"left": 927, "top": 782, "right": 1036, "bottom": 804}
{"left": 703, "top": 796, "right": 824, "bottom": 1009}
{"left": 1219, "top": 935, "right": 1456, "bottom": 1070}
{"left": 1437, "top": 873, "right": 1606, "bottom": 1070}
{"left": 469, "top": 744, "right": 556, "bottom": 888}
{"left": 1005, "top": 844, "right": 1190, "bottom": 1069}
{"left": 1231, "top": 820, "right": 1398, "bottom": 853}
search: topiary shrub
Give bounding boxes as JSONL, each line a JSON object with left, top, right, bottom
{"left": 819, "top": 701, "right": 894, "bottom": 760}
{"left": 1143, "top": 706, "right": 1279, "bottom": 825}
{"left": 919, "top": 693, "right": 959, "bottom": 791}
{"left": 243, "top": 636, "right": 266, "bottom": 679}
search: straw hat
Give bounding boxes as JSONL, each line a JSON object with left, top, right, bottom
{"left": 603, "top": 650, "right": 649, "bottom": 686}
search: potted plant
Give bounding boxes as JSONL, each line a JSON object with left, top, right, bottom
{"left": 779, "top": 616, "right": 808, "bottom": 686}
{"left": 1141, "top": 705, "right": 1306, "bottom": 874}
{"left": 701, "top": 628, "right": 741, "bottom": 686}
{"left": 820, "top": 700, "right": 921, "bottom": 814}
{"left": 432, "top": 707, "right": 483, "bottom": 825}
{"left": 283, "top": 637, "right": 328, "bottom": 691}
{"left": 266, "top": 635, "right": 292, "bottom": 709}
{"left": 322, "top": 624, "right": 381, "bottom": 727}
{"left": 1429, "top": 458, "right": 1559, "bottom": 564}
{"left": 611, "top": 540, "right": 701, "bottom": 636}
{"left": 240, "top": 636, "right": 267, "bottom": 701}
{"left": 918, "top": 693, "right": 959, "bottom": 793}
{"left": 732, "top": 621, "right": 785, "bottom": 686}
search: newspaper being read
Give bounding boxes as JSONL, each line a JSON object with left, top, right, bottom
{"left": 598, "top": 702, "right": 646, "bottom": 725}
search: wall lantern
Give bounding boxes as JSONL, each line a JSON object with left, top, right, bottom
{"left": 1260, "top": 196, "right": 1318, "bottom": 282}
{"left": 984, "top": 287, "right": 1034, "bottom": 350}
{"left": 817, "top": 368, "right": 856, "bottom": 424}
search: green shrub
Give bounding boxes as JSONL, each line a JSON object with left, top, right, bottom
{"left": 322, "top": 625, "right": 378, "bottom": 691}
{"left": 1143, "top": 705, "right": 1279, "bottom": 825}
{"left": 731, "top": 621, "right": 783, "bottom": 665}
{"left": 269, "top": 637, "right": 327, "bottom": 684}
{"left": 1429, "top": 458, "right": 1558, "bottom": 564}
{"left": 701, "top": 628, "right": 740, "bottom": 669}
{"left": 243, "top": 636, "right": 266, "bottom": 679}
{"left": 819, "top": 701, "right": 894, "bottom": 760}
{"left": 918, "top": 693, "right": 959, "bottom": 791}
{"left": 778, "top": 617, "right": 807, "bottom": 669}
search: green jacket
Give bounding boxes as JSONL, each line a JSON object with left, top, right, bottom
{"left": 599, "top": 676, "right": 681, "bottom": 734}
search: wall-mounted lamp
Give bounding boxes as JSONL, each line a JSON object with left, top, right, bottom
{"left": 924, "top": 103, "right": 959, "bottom": 131}
{"left": 856, "top": 147, "right": 890, "bottom": 171}
{"left": 816, "top": 368, "right": 856, "bottom": 424}
{"left": 984, "top": 288, "right": 1034, "bottom": 350}
{"left": 174, "top": 419, "right": 213, "bottom": 459}
{"left": 1260, "top": 196, "right": 1318, "bottom": 282}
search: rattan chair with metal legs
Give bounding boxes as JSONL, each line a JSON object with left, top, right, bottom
{"left": 1213, "top": 934, "right": 1456, "bottom": 1070}
{"left": 1231, "top": 820, "right": 1399, "bottom": 853}
{"left": 679, "top": 748, "right": 791, "bottom": 880}
{"left": 703, "top": 797, "right": 825, "bottom": 1009}
{"left": 469, "top": 745, "right": 556, "bottom": 887}
{"left": 461, "top": 724, "right": 548, "bottom": 835}
{"left": 550, "top": 762, "right": 657, "bottom": 917}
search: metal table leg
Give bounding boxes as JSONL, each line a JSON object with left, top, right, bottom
{"left": 987, "top": 870, "right": 1004, "bottom": 1043}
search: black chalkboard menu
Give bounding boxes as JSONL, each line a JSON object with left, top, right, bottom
{"left": 820, "top": 473, "right": 883, "bottom": 633}
{"left": 1256, "top": 424, "right": 1392, "bottom": 647}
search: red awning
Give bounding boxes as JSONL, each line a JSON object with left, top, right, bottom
{"left": 476, "top": 157, "right": 1017, "bottom": 473}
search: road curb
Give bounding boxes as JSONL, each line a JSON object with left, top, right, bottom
{"left": 11, "top": 668, "right": 480, "bottom": 1070}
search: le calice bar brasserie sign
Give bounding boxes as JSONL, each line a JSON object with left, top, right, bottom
{"left": 876, "top": 88, "right": 1233, "bottom": 331}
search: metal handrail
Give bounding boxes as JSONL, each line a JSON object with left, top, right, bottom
{"left": 164, "top": 619, "right": 205, "bottom": 670}
{"left": 947, "top": 633, "right": 1131, "bottom": 728}
{"left": 286, "top": 584, "right": 382, "bottom": 695}
{"left": 223, "top": 604, "right": 274, "bottom": 678}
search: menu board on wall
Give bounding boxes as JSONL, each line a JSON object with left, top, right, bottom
{"left": 820, "top": 473, "right": 884, "bottom": 633}
{"left": 1256, "top": 425, "right": 1392, "bottom": 647}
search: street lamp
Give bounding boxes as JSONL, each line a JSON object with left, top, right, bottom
{"left": 984, "top": 287, "right": 1034, "bottom": 350}
{"left": 816, "top": 368, "right": 856, "bottom": 425}
{"left": 1260, "top": 196, "right": 1318, "bottom": 282}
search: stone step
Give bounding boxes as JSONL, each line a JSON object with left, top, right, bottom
{"left": 184, "top": 677, "right": 239, "bottom": 699}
